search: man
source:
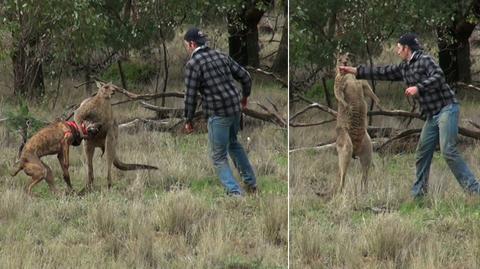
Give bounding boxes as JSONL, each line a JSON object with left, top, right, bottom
{"left": 183, "top": 27, "right": 257, "bottom": 196}
{"left": 339, "top": 33, "right": 480, "bottom": 198}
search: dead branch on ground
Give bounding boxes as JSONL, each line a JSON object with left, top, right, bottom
{"left": 290, "top": 95, "right": 480, "bottom": 153}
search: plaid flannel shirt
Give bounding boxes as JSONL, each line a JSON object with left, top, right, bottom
{"left": 184, "top": 46, "right": 251, "bottom": 122}
{"left": 356, "top": 51, "right": 457, "bottom": 118}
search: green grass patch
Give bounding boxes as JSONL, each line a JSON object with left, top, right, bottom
{"left": 258, "top": 176, "right": 287, "bottom": 195}
{"left": 275, "top": 154, "right": 288, "bottom": 167}
{"left": 222, "top": 255, "right": 265, "bottom": 269}
{"left": 189, "top": 176, "right": 224, "bottom": 197}
{"left": 304, "top": 80, "right": 334, "bottom": 102}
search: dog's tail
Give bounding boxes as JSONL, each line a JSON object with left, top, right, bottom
{"left": 113, "top": 156, "right": 158, "bottom": 171}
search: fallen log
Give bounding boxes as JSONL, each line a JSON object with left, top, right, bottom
{"left": 289, "top": 118, "right": 336, "bottom": 127}
{"left": 67, "top": 81, "right": 287, "bottom": 129}
{"left": 376, "top": 128, "right": 422, "bottom": 152}
{"left": 468, "top": 120, "right": 480, "bottom": 130}
{"left": 289, "top": 138, "right": 388, "bottom": 153}
{"left": 367, "top": 110, "right": 421, "bottom": 119}
{"left": 291, "top": 99, "right": 480, "bottom": 140}
{"left": 139, "top": 101, "right": 287, "bottom": 128}
{"left": 243, "top": 106, "right": 287, "bottom": 128}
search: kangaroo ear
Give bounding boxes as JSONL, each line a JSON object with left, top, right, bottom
{"left": 95, "top": 81, "right": 104, "bottom": 89}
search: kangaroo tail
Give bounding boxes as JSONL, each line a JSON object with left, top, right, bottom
{"left": 113, "top": 157, "right": 158, "bottom": 171}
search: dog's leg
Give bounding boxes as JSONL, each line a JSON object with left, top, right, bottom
{"left": 57, "top": 153, "right": 73, "bottom": 191}
{"left": 358, "top": 131, "right": 373, "bottom": 193}
{"left": 22, "top": 158, "right": 45, "bottom": 196}
{"left": 10, "top": 162, "right": 23, "bottom": 177}
{"left": 26, "top": 177, "right": 43, "bottom": 196}
{"left": 40, "top": 160, "right": 59, "bottom": 195}
{"left": 336, "top": 128, "right": 353, "bottom": 193}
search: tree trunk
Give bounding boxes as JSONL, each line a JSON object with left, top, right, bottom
{"left": 437, "top": 21, "right": 475, "bottom": 83}
{"left": 245, "top": 23, "right": 260, "bottom": 67}
{"left": 12, "top": 45, "right": 45, "bottom": 99}
{"left": 228, "top": 17, "right": 248, "bottom": 66}
{"left": 227, "top": 0, "right": 272, "bottom": 67}
{"left": 12, "top": 46, "right": 26, "bottom": 97}
{"left": 117, "top": 60, "right": 128, "bottom": 90}
{"left": 272, "top": 18, "right": 287, "bottom": 76}
{"left": 321, "top": 77, "right": 332, "bottom": 108}
{"left": 437, "top": 32, "right": 457, "bottom": 83}
{"left": 85, "top": 67, "right": 93, "bottom": 94}
{"left": 30, "top": 62, "right": 45, "bottom": 98}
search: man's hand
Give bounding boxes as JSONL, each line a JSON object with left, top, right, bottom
{"left": 405, "top": 86, "right": 418, "bottom": 96}
{"left": 241, "top": 96, "right": 248, "bottom": 110}
{"left": 338, "top": 66, "right": 357, "bottom": 75}
{"left": 184, "top": 122, "right": 194, "bottom": 134}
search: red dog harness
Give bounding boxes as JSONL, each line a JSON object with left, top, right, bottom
{"left": 64, "top": 121, "right": 87, "bottom": 146}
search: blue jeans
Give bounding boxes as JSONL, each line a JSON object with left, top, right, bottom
{"left": 413, "top": 103, "right": 480, "bottom": 197}
{"left": 207, "top": 114, "right": 256, "bottom": 195}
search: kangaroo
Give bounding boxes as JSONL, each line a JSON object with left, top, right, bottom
{"left": 334, "top": 52, "right": 382, "bottom": 193}
{"left": 74, "top": 82, "right": 158, "bottom": 192}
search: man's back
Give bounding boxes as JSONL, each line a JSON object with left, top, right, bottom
{"left": 184, "top": 47, "right": 251, "bottom": 120}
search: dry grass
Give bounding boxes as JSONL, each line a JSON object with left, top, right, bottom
{"left": 0, "top": 24, "right": 287, "bottom": 268}
{"left": 291, "top": 46, "right": 480, "bottom": 268}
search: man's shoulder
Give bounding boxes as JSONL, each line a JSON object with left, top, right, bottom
{"left": 416, "top": 52, "right": 436, "bottom": 63}
{"left": 189, "top": 48, "right": 230, "bottom": 68}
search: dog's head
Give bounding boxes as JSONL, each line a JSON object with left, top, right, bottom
{"left": 336, "top": 52, "right": 356, "bottom": 67}
{"left": 96, "top": 81, "right": 116, "bottom": 99}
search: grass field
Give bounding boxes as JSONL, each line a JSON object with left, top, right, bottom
{"left": 290, "top": 46, "right": 480, "bottom": 268}
{"left": 0, "top": 25, "right": 288, "bottom": 268}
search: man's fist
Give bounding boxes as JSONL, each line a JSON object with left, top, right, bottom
{"left": 338, "top": 66, "right": 357, "bottom": 75}
{"left": 405, "top": 86, "right": 418, "bottom": 96}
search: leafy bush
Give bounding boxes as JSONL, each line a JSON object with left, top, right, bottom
{"left": 305, "top": 79, "right": 334, "bottom": 101}
{"left": 101, "top": 61, "right": 157, "bottom": 84}
{"left": 5, "top": 102, "right": 46, "bottom": 139}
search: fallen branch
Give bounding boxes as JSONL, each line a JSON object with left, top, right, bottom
{"left": 140, "top": 102, "right": 184, "bottom": 118}
{"left": 246, "top": 66, "right": 287, "bottom": 88}
{"left": 368, "top": 110, "right": 422, "bottom": 119}
{"left": 139, "top": 101, "right": 287, "bottom": 128}
{"left": 254, "top": 102, "right": 287, "bottom": 127}
{"left": 290, "top": 103, "right": 338, "bottom": 121}
{"left": 456, "top": 82, "right": 480, "bottom": 94}
{"left": 289, "top": 118, "right": 336, "bottom": 127}
{"left": 118, "top": 118, "right": 181, "bottom": 132}
{"left": 289, "top": 142, "right": 336, "bottom": 153}
{"left": 468, "top": 120, "right": 480, "bottom": 130}
{"left": 376, "top": 128, "right": 422, "bottom": 152}
{"left": 290, "top": 138, "right": 388, "bottom": 153}
{"left": 243, "top": 106, "right": 287, "bottom": 128}
{"left": 367, "top": 127, "right": 397, "bottom": 138}
{"left": 459, "top": 126, "right": 480, "bottom": 139}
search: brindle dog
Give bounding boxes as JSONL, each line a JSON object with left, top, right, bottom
{"left": 11, "top": 120, "right": 86, "bottom": 195}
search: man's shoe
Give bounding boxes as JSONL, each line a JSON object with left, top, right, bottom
{"left": 228, "top": 191, "right": 244, "bottom": 198}
{"left": 246, "top": 185, "right": 258, "bottom": 195}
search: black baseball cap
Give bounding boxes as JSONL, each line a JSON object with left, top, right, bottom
{"left": 398, "top": 33, "right": 422, "bottom": 51}
{"left": 184, "top": 27, "right": 207, "bottom": 45}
